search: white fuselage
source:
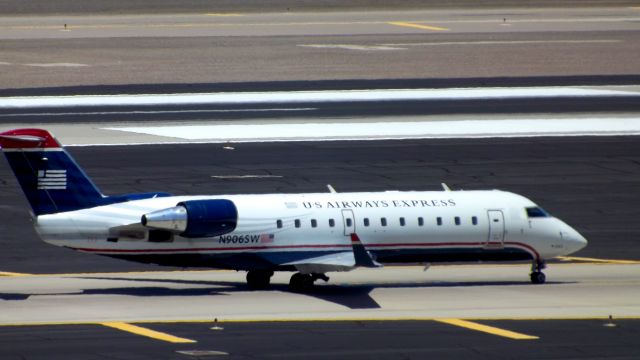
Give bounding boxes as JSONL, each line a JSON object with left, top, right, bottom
{"left": 34, "top": 189, "right": 587, "bottom": 271}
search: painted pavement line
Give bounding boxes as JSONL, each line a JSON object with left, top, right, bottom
{"left": 381, "top": 39, "right": 621, "bottom": 47}
{"left": 102, "top": 117, "right": 640, "bottom": 142}
{"left": 557, "top": 256, "right": 640, "bottom": 265}
{"left": 0, "top": 259, "right": 635, "bottom": 278}
{"left": 436, "top": 318, "right": 538, "bottom": 340}
{"left": 1, "top": 87, "right": 637, "bottom": 109}
{"left": 101, "top": 322, "right": 196, "bottom": 343}
{"left": 388, "top": 21, "right": 449, "bottom": 31}
{"left": 0, "top": 271, "right": 32, "bottom": 277}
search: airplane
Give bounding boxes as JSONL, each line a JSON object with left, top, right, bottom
{"left": 0, "top": 128, "right": 588, "bottom": 291}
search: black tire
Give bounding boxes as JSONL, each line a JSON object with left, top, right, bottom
{"left": 530, "top": 271, "right": 546, "bottom": 284}
{"left": 289, "top": 273, "right": 313, "bottom": 292}
{"left": 246, "top": 270, "right": 272, "bottom": 290}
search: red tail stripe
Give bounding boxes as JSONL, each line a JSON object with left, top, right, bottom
{"left": 0, "top": 128, "right": 61, "bottom": 149}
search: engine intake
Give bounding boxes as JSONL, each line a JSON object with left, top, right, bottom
{"left": 141, "top": 199, "right": 237, "bottom": 238}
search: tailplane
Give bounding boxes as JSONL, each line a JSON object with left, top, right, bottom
{"left": 0, "top": 128, "right": 105, "bottom": 215}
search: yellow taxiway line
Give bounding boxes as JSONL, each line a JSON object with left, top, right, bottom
{"left": 0, "top": 271, "right": 32, "bottom": 277}
{"left": 435, "top": 318, "right": 539, "bottom": 340}
{"left": 557, "top": 256, "right": 640, "bottom": 265}
{"left": 388, "top": 21, "right": 449, "bottom": 32}
{"left": 101, "top": 322, "right": 196, "bottom": 343}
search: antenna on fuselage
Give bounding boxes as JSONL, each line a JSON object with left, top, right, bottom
{"left": 441, "top": 183, "right": 452, "bottom": 191}
{"left": 327, "top": 184, "right": 337, "bottom": 193}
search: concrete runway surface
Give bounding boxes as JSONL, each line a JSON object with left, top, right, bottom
{"left": 0, "top": 7, "right": 639, "bottom": 88}
{"left": 1, "top": 264, "right": 639, "bottom": 359}
{"left": 2, "top": 264, "right": 640, "bottom": 324}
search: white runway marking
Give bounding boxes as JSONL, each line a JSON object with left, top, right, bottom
{"left": 0, "top": 87, "right": 637, "bottom": 109}
{"left": 211, "top": 175, "right": 283, "bottom": 179}
{"left": 23, "top": 63, "right": 89, "bottom": 68}
{"left": 299, "top": 44, "right": 405, "bottom": 51}
{"left": 0, "top": 108, "right": 316, "bottom": 117}
{"left": 380, "top": 39, "right": 622, "bottom": 47}
{"left": 104, "top": 117, "right": 640, "bottom": 142}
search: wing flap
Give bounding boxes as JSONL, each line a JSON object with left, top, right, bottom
{"left": 282, "top": 251, "right": 356, "bottom": 273}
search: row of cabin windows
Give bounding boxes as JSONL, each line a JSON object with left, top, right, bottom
{"left": 276, "top": 216, "right": 479, "bottom": 229}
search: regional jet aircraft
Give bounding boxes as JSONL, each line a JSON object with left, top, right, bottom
{"left": 0, "top": 128, "right": 587, "bottom": 290}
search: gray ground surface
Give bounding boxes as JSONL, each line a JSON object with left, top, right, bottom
{"left": 2, "top": 319, "right": 639, "bottom": 360}
{"left": 1, "top": 0, "right": 638, "bottom": 15}
{"left": 1, "top": 8, "right": 639, "bottom": 89}
{"left": 2, "top": 264, "right": 640, "bottom": 323}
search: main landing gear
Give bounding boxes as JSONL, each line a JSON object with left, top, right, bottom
{"left": 245, "top": 270, "right": 329, "bottom": 291}
{"left": 246, "top": 270, "right": 273, "bottom": 290}
{"left": 289, "top": 272, "right": 329, "bottom": 292}
{"left": 530, "top": 260, "right": 547, "bottom": 284}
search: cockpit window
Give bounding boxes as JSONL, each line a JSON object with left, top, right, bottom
{"left": 526, "top": 207, "right": 551, "bottom": 218}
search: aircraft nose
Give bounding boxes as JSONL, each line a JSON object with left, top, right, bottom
{"left": 561, "top": 225, "right": 588, "bottom": 255}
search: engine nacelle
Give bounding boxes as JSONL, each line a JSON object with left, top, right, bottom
{"left": 141, "top": 199, "right": 237, "bottom": 238}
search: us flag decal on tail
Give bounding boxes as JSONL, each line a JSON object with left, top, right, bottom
{"left": 37, "top": 169, "right": 67, "bottom": 190}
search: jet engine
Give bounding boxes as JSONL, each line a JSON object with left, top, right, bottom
{"left": 141, "top": 199, "right": 237, "bottom": 238}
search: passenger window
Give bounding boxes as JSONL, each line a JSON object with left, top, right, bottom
{"left": 381, "top": 218, "right": 387, "bottom": 227}
{"left": 346, "top": 218, "right": 352, "bottom": 227}
{"left": 418, "top": 217, "right": 424, "bottom": 226}
{"left": 311, "top": 219, "right": 317, "bottom": 228}
{"left": 526, "top": 207, "right": 550, "bottom": 218}
{"left": 454, "top": 217, "right": 461, "bottom": 226}
{"left": 436, "top": 217, "right": 442, "bottom": 226}
{"left": 364, "top": 218, "right": 370, "bottom": 227}
{"left": 294, "top": 219, "right": 301, "bottom": 228}
{"left": 472, "top": 216, "right": 478, "bottom": 225}
{"left": 329, "top": 219, "right": 335, "bottom": 227}
{"left": 399, "top": 217, "right": 405, "bottom": 226}
{"left": 276, "top": 220, "right": 283, "bottom": 229}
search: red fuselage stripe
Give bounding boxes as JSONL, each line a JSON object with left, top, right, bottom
{"left": 72, "top": 241, "right": 540, "bottom": 259}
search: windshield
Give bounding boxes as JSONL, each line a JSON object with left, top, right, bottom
{"left": 526, "top": 206, "right": 551, "bottom": 218}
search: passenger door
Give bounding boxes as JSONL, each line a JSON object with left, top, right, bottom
{"left": 341, "top": 209, "right": 355, "bottom": 236}
{"left": 486, "top": 210, "right": 505, "bottom": 248}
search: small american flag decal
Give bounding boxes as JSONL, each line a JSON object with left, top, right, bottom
{"left": 260, "top": 233, "right": 275, "bottom": 243}
{"left": 37, "top": 169, "right": 67, "bottom": 190}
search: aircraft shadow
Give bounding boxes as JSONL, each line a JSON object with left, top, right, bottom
{"left": 0, "top": 276, "right": 575, "bottom": 310}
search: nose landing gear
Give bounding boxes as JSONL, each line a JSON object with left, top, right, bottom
{"left": 530, "top": 260, "right": 547, "bottom": 284}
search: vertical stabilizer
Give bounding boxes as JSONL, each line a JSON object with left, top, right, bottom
{"left": 0, "top": 128, "right": 105, "bottom": 215}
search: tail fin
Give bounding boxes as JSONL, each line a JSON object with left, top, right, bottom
{"left": 0, "top": 128, "right": 105, "bottom": 215}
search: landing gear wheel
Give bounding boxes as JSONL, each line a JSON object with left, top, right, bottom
{"left": 246, "top": 270, "right": 273, "bottom": 290}
{"left": 530, "top": 271, "right": 546, "bottom": 284}
{"left": 289, "top": 273, "right": 314, "bottom": 292}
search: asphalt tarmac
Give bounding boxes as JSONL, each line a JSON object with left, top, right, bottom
{"left": 2, "top": 319, "right": 640, "bottom": 360}
{"left": 1, "top": 0, "right": 638, "bottom": 15}
{"left": 0, "top": 135, "right": 638, "bottom": 274}
{"left": 1, "top": 8, "right": 639, "bottom": 89}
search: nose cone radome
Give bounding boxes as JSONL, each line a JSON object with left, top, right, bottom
{"left": 562, "top": 225, "right": 588, "bottom": 255}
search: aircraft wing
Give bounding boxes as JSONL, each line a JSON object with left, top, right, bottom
{"left": 282, "top": 251, "right": 357, "bottom": 273}
{"left": 282, "top": 233, "right": 381, "bottom": 273}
